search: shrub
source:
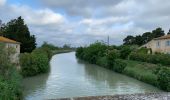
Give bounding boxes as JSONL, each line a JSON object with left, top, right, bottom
{"left": 0, "top": 43, "right": 22, "bottom": 99}
{"left": 20, "top": 49, "right": 49, "bottom": 77}
{"left": 157, "top": 67, "right": 170, "bottom": 91}
{"left": 129, "top": 52, "right": 170, "bottom": 66}
{"left": 106, "top": 49, "right": 120, "bottom": 69}
{"left": 96, "top": 56, "right": 107, "bottom": 67}
{"left": 113, "top": 59, "right": 127, "bottom": 73}
{"left": 76, "top": 47, "right": 84, "bottom": 59}
{"left": 76, "top": 42, "right": 107, "bottom": 64}
{"left": 119, "top": 46, "right": 132, "bottom": 59}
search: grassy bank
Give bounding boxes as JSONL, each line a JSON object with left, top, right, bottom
{"left": 123, "top": 60, "right": 158, "bottom": 86}
{"left": 76, "top": 42, "right": 170, "bottom": 92}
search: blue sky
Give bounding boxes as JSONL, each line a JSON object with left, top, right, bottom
{"left": 0, "top": 0, "right": 170, "bottom": 46}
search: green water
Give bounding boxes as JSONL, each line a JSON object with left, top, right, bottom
{"left": 23, "top": 52, "right": 161, "bottom": 100}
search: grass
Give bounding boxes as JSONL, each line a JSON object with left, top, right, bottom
{"left": 123, "top": 60, "right": 158, "bottom": 86}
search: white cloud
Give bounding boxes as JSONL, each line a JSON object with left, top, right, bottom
{"left": 0, "top": 0, "right": 170, "bottom": 46}
{"left": 10, "top": 5, "right": 65, "bottom": 26}
{"left": 0, "top": 0, "right": 6, "bottom": 6}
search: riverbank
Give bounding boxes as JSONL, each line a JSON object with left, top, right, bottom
{"left": 76, "top": 42, "right": 170, "bottom": 92}
{"left": 56, "top": 92, "right": 170, "bottom": 100}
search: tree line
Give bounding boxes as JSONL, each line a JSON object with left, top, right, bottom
{"left": 123, "top": 27, "right": 170, "bottom": 46}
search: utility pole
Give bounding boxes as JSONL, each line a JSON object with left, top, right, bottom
{"left": 107, "top": 35, "right": 110, "bottom": 46}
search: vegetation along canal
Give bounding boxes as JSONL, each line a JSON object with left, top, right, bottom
{"left": 23, "top": 52, "right": 162, "bottom": 100}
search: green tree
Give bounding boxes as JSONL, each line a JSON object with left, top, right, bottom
{"left": 152, "top": 27, "right": 165, "bottom": 38}
{"left": 2, "top": 16, "right": 36, "bottom": 53}
{"left": 142, "top": 32, "right": 152, "bottom": 44}
{"left": 167, "top": 29, "right": 170, "bottom": 35}
{"left": 123, "top": 35, "right": 135, "bottom": 45}
{"left": 123, "top": 27, "right": 165, "bottom": 46}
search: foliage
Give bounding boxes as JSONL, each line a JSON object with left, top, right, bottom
{"left": 0, "top": 43, "right": 22, "bottom": 99}
{"left": 113, "top": 59, "right": 126, "bottom": 73}
{"left": 119, "top": 45, "right": 138, "bottom": 59}
{"left": 63, "top": 44, "right": 71, "bottom": 49}
{"left": 40, "top": 42, "right": 59, "bottom": 59}
{"left": 76, "top": 47, "right": 84, "bottom": 59}
{"left": 96, "top": 56, "right": 107, "bottom": 67}
{"left": 157, "top": 67, "right": 170, "bottom": 91}
{"left": 106, "top": 49, "right": 120, "bottom": 69}
{"left": 76, "top": 42, "right": 107, "bottom": 64}
{"left": 129, "top": 52, "right": 170, "bottom": 66}
{"left": 167, "top": 29, "right": 170, "bottom": 35}
{"left": 1, "top": 16, "right": 36, "bottom": 53}
{"left": 123, "top": 27, "right": 165, "bottom": 46}
{"left": 123, "top": 60, "right": 158, "bottom": 86}
{"left": 136, "top": 47, "right": 150, "bottom": 54}
{"left": 20, "top": 48, "right": 49, "bottom": 77}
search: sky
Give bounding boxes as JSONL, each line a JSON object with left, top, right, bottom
{"left": 0, "top": 0, "right": 170, "bottom": 47}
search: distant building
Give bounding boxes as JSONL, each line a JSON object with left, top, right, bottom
{"left": 0, "top": 36, "right": 20, "bottom": 64}
{"left": 142, "top": 35, "right": 170, "bottom": 54}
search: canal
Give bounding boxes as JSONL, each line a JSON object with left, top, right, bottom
{"left": 23, "top": 52, "right": 162, "bottom": 100}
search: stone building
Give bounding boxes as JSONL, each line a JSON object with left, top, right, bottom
{"left": 141, "top": 34, "right": 170, "bottom": 54}
{"left": 0, "top": 36, "right": 20, "bottom": 64}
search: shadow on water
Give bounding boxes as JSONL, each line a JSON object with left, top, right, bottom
{"left": 77, "top": 59, "right": 162, "bottom": 94}
{"left": 22, "top": 68, "right": 50, "bottom": 99}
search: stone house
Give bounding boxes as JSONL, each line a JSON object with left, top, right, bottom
{"left": 141, "top": 35, "right": 170, "bottom": 54}
{"left": 0, "top": 36, "right": 20, "bottom": 64}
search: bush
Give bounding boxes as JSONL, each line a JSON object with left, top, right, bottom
{"left": 96, "top": 56, "right": 107, "bottom": 67}
{"left": 20, "top": 49, "right": 49, "bottom": 77}
{"left": 113, "top": 59, "right": 127, "bottom": 73}
{"left": 0, "top": 67, "right": 22, "bottom": 100}
{"left": 119, "top": 46, "right": 132, "bottom": 59}
{"left": 129, "top": 52, "right": 170, "bottom": 66}
{"left": 76, "top": 42, "right": 107, "bottom": 64}
{"left": 106, "top": 49, "right": 120, "bottom": 69}
{"left": 157, "top": 67, "right": 170, "bottom": 91}
{"left": 0, "top": 43, "right": 22, "bottom": 99}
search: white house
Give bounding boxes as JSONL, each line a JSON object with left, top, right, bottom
{"left": 141, "top": 34, "right": 170, "bottom": 54}
{"left": 0, "top": 36, "right": 20, "bottom": 64}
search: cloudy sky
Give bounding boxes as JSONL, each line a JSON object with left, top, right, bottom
{"left": 0, "top": 0, "right": 170, "bottom": 46}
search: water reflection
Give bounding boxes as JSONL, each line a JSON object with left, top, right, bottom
{"left": 23, "top": 52, "right": 161, "bottom": 100}
{"left": 22, "top": 72, "right": 50, "bottom": 100}
{"left": 77, "top": 59, "right": 162, "bottom": 94}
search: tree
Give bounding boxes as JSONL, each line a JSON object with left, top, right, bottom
{"left": 167, "top": 29, "right": 170, "bottom": 35}
{"left": 2, "top": 16, "right": 36, "bottom": 53}
{"left": 123, "top": 27, "right": 165, "bottom": 46}
{"left": 152, "top": 27, "right": 165, "bottom": 38}
{"left": 123, "top": 35, "right": 135, "bottom": 45}
{"left": 142, "top": 32, "right": 152, "bottom": 44}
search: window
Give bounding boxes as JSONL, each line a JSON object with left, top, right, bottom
{"left": 157, "top": 41, "right": 160, "bottom": 47}
{"left": 166, "top": 41, "right": 170, "bottom": 46}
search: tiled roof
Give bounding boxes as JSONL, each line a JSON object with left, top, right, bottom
{"left": 154, "top": 34, "right": 170, "bottom": 40}
{"left": 0, "top": 36, "right": 20, "bottom": 44}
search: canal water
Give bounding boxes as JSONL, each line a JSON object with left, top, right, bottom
{"left": 23, "top": 52, "right": 161, "bottom": 100}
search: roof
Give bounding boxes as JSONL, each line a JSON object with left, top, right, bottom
{"left": 0, "top": 36, "right": 20, "bottom": 44}
{"left": 154, "top": 34, "right": 170, "bottom": 40}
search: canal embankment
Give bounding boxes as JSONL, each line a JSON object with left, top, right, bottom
{"left": 55, "top": 92, "right": 170, "bottom": 100}
{"left": 76, "top": 42, "right": 170, "bottom": 92}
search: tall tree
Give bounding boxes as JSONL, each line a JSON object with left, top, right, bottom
{"left": 142, "top": 32, "right": 152, "bottom": 44}
{"left": 123, "top": 35, "right": 135, "bottom": 45}
{"left": 152, "top": 27, "right": 165, "bottom": 38}
{"left": 2, "top": 16, "right": 36, "bottom": 53}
